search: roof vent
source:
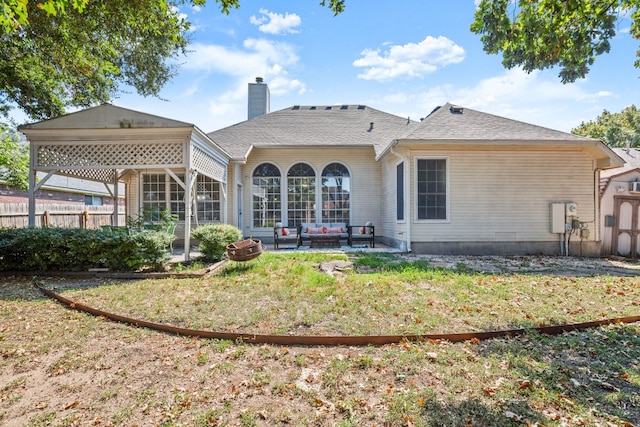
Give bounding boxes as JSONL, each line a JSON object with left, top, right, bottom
{"left": 255, "top": 76, "right": 264, "bottom": 83}
{"left": 340, "top": 105, "right": 348, "bottom": 110}
{"left": 292, "top": 105, "right": 300, "bottom": 110}
{"left": 368, "top": 122, "right": 374, "bottom": 131}
{"left": 450, "top": 106, "right": 464, "bottom": 114}
{"left": 357, "top": 105, "right": 365, "bottom": 110}
{"left": 310, "top": 106, "right": 316, "bottom": 110}
{"left": 325, "top": 106, "right": 332, "bottom": 110}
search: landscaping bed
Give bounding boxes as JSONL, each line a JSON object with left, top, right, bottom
{"left": 1, "top": 253, "right": 639, "bottom": 426}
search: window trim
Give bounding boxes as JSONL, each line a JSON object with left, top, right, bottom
{"left": 250, "top": 162, "right": 283, "bottom": 230}
{"left": 141, "top": 171, "right": 221, "bottom": 223}
{"left": 414, "top": 156, "right": 450, "bottom": 223}
{"left": 396, "top": 160, "right": 405, "bottom": 223}
{"left": 320, "top": 161, "right": 352, "bottom": 225}
{"left": 286, "top": 162, "right": 318, "bottom": 228}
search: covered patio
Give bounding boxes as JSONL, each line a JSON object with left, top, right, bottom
{"left": 19, "top": 104, "right": 231, "bottom": 261}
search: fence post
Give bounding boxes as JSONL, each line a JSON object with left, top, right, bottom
{"left": 43, "top": 210, "right": 49, "bottom": 227}
{"left": 82, "top": 209, "right": 90, "bottom": 229}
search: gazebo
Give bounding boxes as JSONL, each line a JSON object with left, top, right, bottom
{"left": 18, "top": 104, "right": 231, "bottom": 261}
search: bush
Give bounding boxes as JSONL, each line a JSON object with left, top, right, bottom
{"left": 191, "top": 224, "right": 242, "bottom": 261}
{"left": 0, "top": 227, "right": 174, "bottom": 272}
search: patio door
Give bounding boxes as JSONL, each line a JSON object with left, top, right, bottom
{"left": 612, "top": 197, "right": 640, "bottom": 258}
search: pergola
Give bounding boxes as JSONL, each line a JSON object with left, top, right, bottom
{"left": 18, "top": 104, "right": 230, "bottom": 261}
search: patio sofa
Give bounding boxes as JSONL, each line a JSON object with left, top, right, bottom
{"left": 298, "top": 222, "right": 349, "bottom": 247}
{"left": 274, "top": 222, "right": 375, "bottom": 249}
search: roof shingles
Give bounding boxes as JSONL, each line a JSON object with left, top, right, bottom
{"left": 207, "top": 105, "right": 419, "bottom": 160}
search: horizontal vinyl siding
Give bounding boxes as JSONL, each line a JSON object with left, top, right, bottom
{"left": 380, "top": 151, "right": 407, "bottom": 245}
{"left": 126, "top": 174, "right": 138, "bottom": 219}
{"left": 410, "top": 150, "right": 596, "bottom": 242}
{"left": 241, "top": 147, "right": 381, "bottom": 239}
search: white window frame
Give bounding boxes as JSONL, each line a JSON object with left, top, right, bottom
{"left": 395, "top": 160, "right": 406, "bottom": 224}
{"left": 320, "top": 162, "right": 352, "bottom": 225}
{"left": 251, "top": 162, "right": 283, "bottom": 230}
{"left": 286, "top": 162, "right": 318, "bottom": 228}
{"left": 414, "top": 156, "right": 450, "bottom": 223}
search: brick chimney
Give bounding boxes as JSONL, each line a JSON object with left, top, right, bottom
{"left": 248, "top": 77, "right": 270, "bottom": 120}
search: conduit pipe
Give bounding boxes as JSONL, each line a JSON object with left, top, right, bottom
{"left": 36, "top": 284, "right": 640, "bottom": 347}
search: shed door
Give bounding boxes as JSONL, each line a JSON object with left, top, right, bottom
{"left": 612, "top": 197, "right": 640, "bottom": 258}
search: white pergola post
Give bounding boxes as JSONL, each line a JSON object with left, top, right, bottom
{"left": 113, "top": 169, "right": 119, "bottom": 226}
{"left": 183, "top": 169, "right": 195, "bottom": 261}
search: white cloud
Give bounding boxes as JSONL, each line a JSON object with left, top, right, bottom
{"left": 354, "top": 36, "right": 465, "bottom": 81}
{"left": 250, "top": 9, "right": 301, "bottom": 35}
{"left": 175, "top": 39, "right": 307, "bottom": 129}
{"left": 183, "top": 39, "right": 300, "bottom": 76}
{"left": 378, "top": 68, "right": 615, "bottom": 132}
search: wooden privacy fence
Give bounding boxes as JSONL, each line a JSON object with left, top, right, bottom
{"left": 0, "top": 203, "right": 126, "bottom": 229}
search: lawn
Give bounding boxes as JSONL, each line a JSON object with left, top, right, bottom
{"left": 1, "top": 252, "right": 639, "bottom": 426}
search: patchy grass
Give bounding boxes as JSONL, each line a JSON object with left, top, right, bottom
{"left": 0, "top": 252, "right": 639, "bottom": 426}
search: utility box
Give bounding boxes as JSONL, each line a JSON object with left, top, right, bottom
{"left": 550, "top": 203, "right": 566, "bottom": 233}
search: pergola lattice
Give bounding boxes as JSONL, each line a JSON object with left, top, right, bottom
{"left": 19, "top": 104, "right": 230, "bottom": 261}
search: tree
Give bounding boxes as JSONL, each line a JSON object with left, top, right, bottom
{"left": 1, "top": 0, "right": 344, "bottom": 122}
{"left": 1, "top": 0, "right": 212, "bottom": 121}
{"left": 572, "top": 105, "right": 640, "bottom": 148}
{"left": 470, "top": 0, "right": 637, "bottom": 83}
{"left": 0, "top": 122, "right": 29, "bottom": 189}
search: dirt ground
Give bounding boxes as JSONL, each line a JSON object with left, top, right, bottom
{"left": 1, "top": 255, "right": 639, "bottom": 426}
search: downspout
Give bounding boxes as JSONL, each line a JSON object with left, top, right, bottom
{"left": 593, "top": 163, "right": 601, "bottom": 253}
{"left": 390, "top": 142, "right": 411, "bottom": 253}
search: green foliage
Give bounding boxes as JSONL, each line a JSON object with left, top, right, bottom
{"left": 127, "top": 208, "right": 178, "bottom": 232}
{"left": 191, "top": 224, "right": 242, "bottom": 261}
{"left": 0, "top": 122, "right": 29, "bottom": 189}
{"left": 320, "top": 0, "right": 346, "bottom": 15}
{"left": 572, "top": 104, "right": 640, "bottom": 148}
{"left": 0, "top": 0, "right": 346, "bottom": 121}
{"left": 1, "top": 0, "right": 204, "bottom": 120}
{"left": 471, "top": 0, "right": 627, "bottom": 83}
{"left": 0, "top": 227, "right": 173, "bottom": 272}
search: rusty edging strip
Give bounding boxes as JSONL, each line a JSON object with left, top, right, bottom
{"left": 36, "top": 285, "right": 640, "bottom": 346}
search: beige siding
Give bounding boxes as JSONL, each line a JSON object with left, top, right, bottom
{"left": 380, "top": 149, "right": 409, "bottom": 248}
{"left": 408, "top": 149, "right": 597, "bottom": 242}
{"left": 239, "top": 147, "right": 381, "bottom": 240}
{"left": 125, "top": 173, "right": 138, "bottom": 219}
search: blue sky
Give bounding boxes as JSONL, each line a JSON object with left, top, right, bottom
{"left": 54, "top": 1, "right": 640, "bottom": 133}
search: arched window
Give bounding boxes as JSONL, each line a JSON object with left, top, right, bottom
{"left": 287, "top": 163, "right": 316, "bottom": 227}
{"left": 321, "top": 162, "right": 350, "bottom": 224}
{"left": 252, "top": 163, "right": 281, "bottom": 228}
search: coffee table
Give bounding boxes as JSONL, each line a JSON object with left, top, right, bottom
{"left": 309, "top": 234, "right": 340, "bottom": 248}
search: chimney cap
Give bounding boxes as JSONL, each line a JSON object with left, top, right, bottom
{"left": 255, "top": 77, "right": 264, "bottom": 83}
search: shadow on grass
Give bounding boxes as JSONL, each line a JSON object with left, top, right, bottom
{"left": 470, "top": 326, "right": 640, "bottom": 425}
{"left": 420, "top": 395, "right": 535, "bottom": 427}
{"left": 350, "top": 252, "right": 640, "bottom": 278}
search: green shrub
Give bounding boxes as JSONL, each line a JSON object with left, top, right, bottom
{"left": 191, "top": 224, "right": 243, "bottom": 261}
{"left": 0, "top": 227, "right": 174, "bottom": 272}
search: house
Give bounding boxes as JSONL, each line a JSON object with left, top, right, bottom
{"left": 19, "top": 79, "right": 624, "bottom": 259}
{"left": 208, "top": 79, "right": 623, "bottom": 256}
{"left": 599, "top": 147, "right": 640, "bottom": 257}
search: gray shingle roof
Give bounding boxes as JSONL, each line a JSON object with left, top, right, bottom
{"left": 19, "top": 103, "right": 194, "bottom": 130}
{"left": 207, "top": 105, "right": 420, "bottom": 160}
{"left": 405, "top": 103, "right": 598, "bottom": 142}
{"left": 601, "top": 148, "right": 640, "bottom": 178}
